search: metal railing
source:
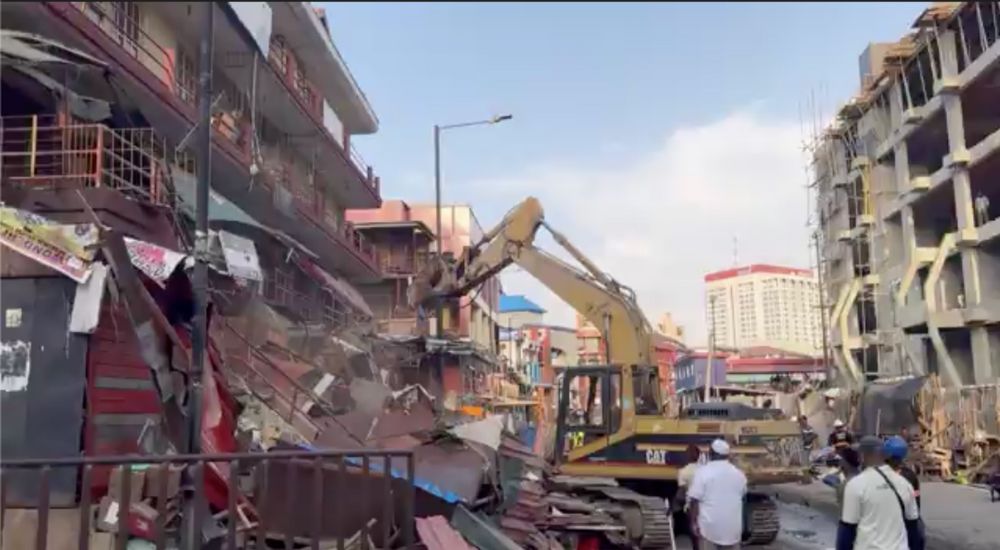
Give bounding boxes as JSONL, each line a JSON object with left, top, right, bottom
{"left": 0, "top": 449, "right": 415, "bottom": 549}
{"left": 71, "top": 2, "right": 195, "bottom": 103}
{"left": 0, "top": 117, "right": 169, "bottom": 205}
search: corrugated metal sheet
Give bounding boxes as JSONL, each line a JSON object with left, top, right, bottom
{"left": 1, "top": 277, "right": 88, "bottom": 506}
{"left": 416, "top": 515, "right": 473, "bottom": 550}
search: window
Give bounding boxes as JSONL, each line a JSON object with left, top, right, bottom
{"left": 176, "top": 48, "right": 197, "bottom": 104}
{"left": 270, "top": 35, "right": 290, "bottom": 75}
{"left": 112, "top": 2, "right": 140, "bottom": 47}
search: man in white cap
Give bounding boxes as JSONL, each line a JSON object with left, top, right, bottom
{"left": 828, "top": 419, "right": 854, "bottom": 453}
{"left": 688, "top": 438, "right": 747, "bottom": 549}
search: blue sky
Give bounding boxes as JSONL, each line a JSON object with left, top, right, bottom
{"left": 323, "top": 2, "right": 923, "bottom": 343}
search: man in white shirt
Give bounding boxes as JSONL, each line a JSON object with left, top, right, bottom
{"left": 688, "top": 439, "right": 747, "bottom": 549}
{"left": 837, "top": 436, "right": 922, "bottom": 550}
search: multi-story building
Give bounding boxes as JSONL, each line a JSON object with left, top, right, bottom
{"left": 345, "top": 200, "right": 434, "bottom": 336}
{"left": 498, "top": 294, "right": 576, "bottom": 385}
{"left": 705, "top": 264, "right": 823, "bottom": 355}
{"left": 812, "top": 2, "right": 1000, "bottom": 388}
{"left": 347, "top": 201, "right": 502, "bottom": 408}
{"left": 1, "top": 2, "right": 384, "bottom": 444}
{"left": 575, "top": 314, "right": 686, "bottom": 395}
{"left": 657, "top": 312, "right": 686, "bottom": 343}
{"left": 576, "top": 314, "right": 606, "bottom": 365}
{"left": 498, "top": 294, "right": 546, "bottom": 329}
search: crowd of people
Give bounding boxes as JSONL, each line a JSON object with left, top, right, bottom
{"left": 670, "top": 419, "right": 925, "bottom": 550}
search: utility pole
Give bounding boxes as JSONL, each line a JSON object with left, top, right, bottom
{"left": 432, "top": 115, "right": 512, "bottom": 381}
{"left": 185, "top": 3, "right": 213, "bottom": 547}
{"left": 433, "top": 124, "right": 443, "bottom": 347}
{"left": 704, "top": 295, "right": 717, "bottom": 403}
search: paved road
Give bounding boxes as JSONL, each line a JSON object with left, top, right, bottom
{"left": 766, "top": 481, "right": 1000, "bottom": 550}
{"left": 673, "top": 501, "right": 837, "bottom": 550}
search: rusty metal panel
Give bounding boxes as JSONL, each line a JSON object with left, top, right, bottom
{"left": 410, "top": 442, "right": 487, "bottom": 505}
{"left": 1, "top": 277, "right": 88, "bottom": 507}
{"left": 256, "top": 458, "right": 394, "bottom": 540}
{"left": 416, "top": 515, "right": 473, "bottom": 550}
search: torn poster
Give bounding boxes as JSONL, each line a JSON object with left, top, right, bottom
{"left": 1, "top": 340, "right": 31, "bottom": 393}
{"left": 123, "top": 237, "right": 187, "bottom": 286}
{"left": 70, "top": 262, "right": 108, "bottom": 333}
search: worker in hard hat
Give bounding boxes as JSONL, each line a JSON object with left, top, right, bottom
{"left": 884, "top": 435, "right": 921, "bottom": 511}
{"left": 828, "top": 419, "right": 854, "bottom": 453}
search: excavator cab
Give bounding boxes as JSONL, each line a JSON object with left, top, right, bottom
{"left": 553, "top": 364, "right": 662, "bottom": 461}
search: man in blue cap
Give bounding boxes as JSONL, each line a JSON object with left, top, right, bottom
{"left": 884, "top": 435, "right": 921, "bottom": 511}
{"left": 836, "top": 435, "right": 923, "bottom": 550}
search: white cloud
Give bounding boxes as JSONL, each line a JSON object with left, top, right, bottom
{"left": 466, "top": 111, "right": 812, "bottom": 345}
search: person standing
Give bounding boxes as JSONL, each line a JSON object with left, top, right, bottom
{"left": 974, "top": 193, "right": 990, "bottom": 226}
{"left": 884, "top": 436, "right": 921, "bottom": 511}
{"left": 834, "top": 447, "right": 862, "bottom": 510}
{"left": 797, "top": 415, "right": 818, "bottom": 451}
{"left": 689, "top": 439, "right": 747, "bottom": 550}
{"left": 829, "top": 419, "right": 854, "bottom": 453}
{"left": 837, "top": 436, "right": 923, "bottom": 550}
{"left": 673, "top": 444, "right": 703, "bottom": 548}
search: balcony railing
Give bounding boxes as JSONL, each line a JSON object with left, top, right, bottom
{"left": 260, "top": 161, "right": 377, "bottom": 268}
{"left": 0, "top": 116, "right": 169, "bottom": 206}
{"left": 72, "top": 2, "right": 195, "bottom": 104}
{"left": 376, "top": 253, "right": 428, "bottom": 276}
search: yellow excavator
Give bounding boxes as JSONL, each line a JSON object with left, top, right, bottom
{"left": 410, "top": 197, "right": 808, "bottom": 547}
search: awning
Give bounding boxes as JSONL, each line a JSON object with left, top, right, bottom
{"left": 0, "top": 29, "right": 107, "bottom": 67}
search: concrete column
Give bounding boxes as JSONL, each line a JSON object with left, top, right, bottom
{"left": 901, "top": 206, "right": 917, "bottom": 263}
{"left": 943, "top": 96, "right": 968, "bottom": 153}
{"left": 889, "top": 80, "right": 905, "bottom": 128}
{"left": 953, "top": 170, "right": 977, "bottom": 230}
{"left": 938, "top": 29, "right": 959, "bottom": 78}
{"left": 970, "top": 327, "right": 992, "bottom": 384}
{"left": 894, "top": 142, "right": 910, "bottom": 194}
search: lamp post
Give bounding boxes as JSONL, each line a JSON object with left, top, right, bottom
{"left": 432, "top": 114, "right": 512, "bottom": 341}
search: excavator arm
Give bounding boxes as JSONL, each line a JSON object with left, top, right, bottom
{"left": 408, "top": 196, "right": 661, "bottom": 424}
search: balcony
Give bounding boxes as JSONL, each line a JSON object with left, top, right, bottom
{"left": 0, "top": 116, "right": 169, "bottom": 206}
{"left": 58, "top": 2, "right": 379, "bottom": 203}
{"left": 267, "top": 32, "right": 380, "bottom": 198}
{"left": 259, "top": 157, "right": 376, "bottom": 268}
{"left": 375, "top": 250, "right": 429, "bottom": 277}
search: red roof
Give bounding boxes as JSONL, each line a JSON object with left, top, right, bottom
{"left": 705, "top": 264, "right": 813, "bottom": 282}
{"left": 728, "top": 357, "right": 825, "bottom": 374}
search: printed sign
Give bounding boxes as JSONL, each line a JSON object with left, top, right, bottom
{"left": 5, "top": 308, "right": 22, "bottom": 328}
{"left": 645, "top": 449, "right": 668, "bottom": 465}
{"left": 123, "top": 237, "right": 188, "bottom": 286}
{"left": 1, "top": 219, "right": 93, "bottom": 282}
{"left": 217, "top": 231, "right": 262, "bottom": 282}
{"left": 0, "top": 207, "right": 98, "bottom": 260}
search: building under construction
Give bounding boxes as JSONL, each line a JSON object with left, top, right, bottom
{"left": 813, "top": 2, "right": 999, "bottom": 464}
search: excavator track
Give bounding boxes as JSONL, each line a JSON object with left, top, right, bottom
{"left": 592, "top": 486, "right": 675, "bottom": 549}
{"left": 742, "top": 495, "right": 780, "bottom": 545}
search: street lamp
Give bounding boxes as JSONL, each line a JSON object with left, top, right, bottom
{"left": 432, "top": 114, "right": 512, "bottom": 340}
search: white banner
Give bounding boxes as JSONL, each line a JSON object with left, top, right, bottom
{"left": 124, "top": 237, "right": 188, "bottom": 286}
